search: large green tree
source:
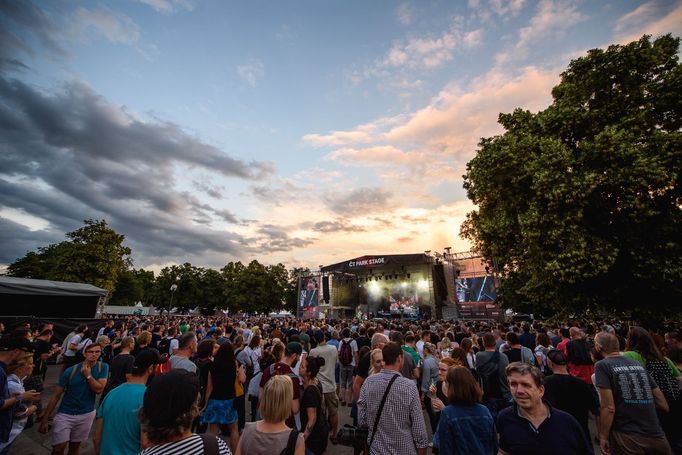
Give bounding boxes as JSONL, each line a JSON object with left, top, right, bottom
{"left": 221, "top": 260, "right": 290, "bottom": 314}
{"left": 8, "top": 219, "right": 131, "bottom": 294}
{"left": 462, "top": 35, "right": 682, "bottom": 319}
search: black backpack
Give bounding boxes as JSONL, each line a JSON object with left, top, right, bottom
{"left": 158, "top": 337, "right": 171, "bottom": 355}
{"left": 478, "top": 351, "right": 503, "bottom": 399}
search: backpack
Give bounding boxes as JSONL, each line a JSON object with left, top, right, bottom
{"left": 158, "top": 337, "right": 171, "bottom": 355}
{"left": 66, "top": 361, "right": 103, "bottom": 389}
{"left": 646, "top": 358, "right": 680, "bottom": 403}
{"left": 477, "top": 351, "right": 503, "bottom": 400}
{"left": 339, "top": 340, "right": 353, "bottom": 366}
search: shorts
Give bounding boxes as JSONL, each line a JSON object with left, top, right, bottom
{"left": 324, "top": 391, "right": 339, "bottom": 417}
{"left": 339, "top": 365, "right": 354, "bottom": 389}
{"left": 52, "top": 411, "right": 96, "bottom": 445}
{"left": 610, "top": 430, "right": 672, "bottom": 455}
{"left": 201, "top": 399, "right": 238, "bottom": 425}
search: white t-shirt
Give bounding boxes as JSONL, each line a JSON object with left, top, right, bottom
{"left": 337, "top": 338, "right": 358, "bottom": 367}
{"left": 169, "top": 338, "right": 179, "bottom": 355}
{"left": 65, "top": 334, "right": 82, "bottom": 357}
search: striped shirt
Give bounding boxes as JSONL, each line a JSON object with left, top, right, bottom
{"left": 358, "top": 369, "right": 429, "bottom": 455}
{"left": 140, "top": 434, "right": 231, "bottom": 455}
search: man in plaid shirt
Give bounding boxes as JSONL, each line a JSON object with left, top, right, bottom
{"left": 358, "top": 342, "right": 428, "bottom": 455}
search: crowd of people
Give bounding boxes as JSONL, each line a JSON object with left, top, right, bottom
{"left": 0, "top": 316, "right": 680, "bottom": 454}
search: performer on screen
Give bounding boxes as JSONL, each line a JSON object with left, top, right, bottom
{"left": 301, "top": 278, "right": 319, "bottom": 307}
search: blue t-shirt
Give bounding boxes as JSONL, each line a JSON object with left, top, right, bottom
{"left": 96, "top": 383, "right": 145, "bottom": 455}
{"left": 58, "top": 362, "right": 109, "bottom": 415}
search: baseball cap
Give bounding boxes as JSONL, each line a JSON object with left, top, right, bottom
{"left": 286, "top": 341, "right": 302, "bottom": 355}
{"left": 133, "top": 348, "right": 161, "bottom": 374}
{"left": 0, "top": 337, "right": 35, "bottom": 353}
{"left": 547, "top": 349, "right": 567, "bottom": 365}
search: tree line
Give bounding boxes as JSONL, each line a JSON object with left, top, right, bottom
{"left": 7, "top": 219, "right": 308, "bottom": 314}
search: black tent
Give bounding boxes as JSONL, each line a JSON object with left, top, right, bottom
{"left": 0, "top": 276, "right": 107, "bottom": 318}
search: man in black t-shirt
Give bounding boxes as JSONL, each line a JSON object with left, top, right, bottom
{"left": 32, "top": 329, "right": 57, "bottom": 380}
{"left": 543, "top": 349, "right": 599, "bottom": 440}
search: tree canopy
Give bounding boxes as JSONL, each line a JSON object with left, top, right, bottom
{"left": 8, "top": 219, "right": 131, "bottom": 294}
{"left": 462, "top": 35, "right": 682, "bottom": 319}
{"left": 7, "top": 219, "right": 301, "bottom": 314}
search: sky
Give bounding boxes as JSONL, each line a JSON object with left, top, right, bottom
{"left": 1, "top": 0, "right": 681, "bottom": 273}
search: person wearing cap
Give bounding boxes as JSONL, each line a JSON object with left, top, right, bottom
{"left": 39, "top": 342, "right": 109, "bottom": 455}
{"left": 139, "top": 369, "right": 231, "bottom": 454}
{"left": 94, "top": 349, "right": 161, "bottom": 455}
{"left": 259, "top": 342, "right": 302, "bottom": 428}
{"left": 543, "top": 349, "right": 600, "bottom": 440}
{"left": 0, "top": 337, "right": 40, "bottom": 453}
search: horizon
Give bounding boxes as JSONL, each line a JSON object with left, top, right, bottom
{"left": 1, "top": 0, "right": 680, "bottom": 274}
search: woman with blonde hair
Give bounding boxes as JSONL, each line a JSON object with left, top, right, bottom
{"left": 0, "top": 354, "right": 38, "bottom": 453}
{"left": 237, "top": 375, "right": 304, "bottom": 455}
{"left": 368, "top": 348, "right": 385, "bottom": 375}
{"left": 438, "top": 336, "right": 452, "bottom": 357}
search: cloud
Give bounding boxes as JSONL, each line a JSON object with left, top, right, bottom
{"left": 192, "top": 180, "right": 224, "bottom": 199}
{"left": 253, "top": 224, "right": 315, "bottom": 253}
{"left": 249, "top": 180, "right": 308, "bottom": 207}
{"left": 306, "top": 65, "right": 558, "bottom": 169}
{"left": 0, "top": 216, "right": 64, "bottom": 265}
{"left": 496, "top": 0, "right": 585, "bottom": 64}
{"left": 349, "top": 17, "right": 484, "bottom": 86}
{"left": 384, "top": 66, "right": 558, "bottom": 155}
{"left": 237, "top": 59, "right": 265, "bottom": 87}
{"left": 135, "top": 0, "right": 195, "bottom": 14}
{"left": 302, "top": 117, "right": 403, "bottom": 148}
{"left": 0, "top": 0, "right": 69, "bottom": 67}
{"left": 613, "top": 1, "right": 682, "bottom": 44}
{"left": 306, "top": 220, "right": 367, "bottom": 233}
{"left": 0, "top": 74, "right": 276, "bottom": 266}
{"left": 74, "top": 7, "right": 140, "bottom": 45}
{"left": 396, "top": 3, "right": 415, "bottom": 25}
{"left": 327, "top": 145, "right": 425, "bottom": 167}
{"left": 468, "top": 0, "right": 526, "bottom": 22}
{"left": 324, "top": 187, "right": 393, "bottom": 216}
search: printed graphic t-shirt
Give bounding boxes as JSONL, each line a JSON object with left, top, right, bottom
{"left": 594, "top": 355, "right": 663, "bottom": 436}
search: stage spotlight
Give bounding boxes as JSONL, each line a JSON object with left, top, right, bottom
{"left": 418, "top": 279, "right": 428, "bottom": 291}
{"left": 401, "top": 282, "right": 407, "bottom": 288}
{"left": 406, "top": 273, "right": 411, "bottom": 279}
{"left": 368, "top": 281, "right": 380, "bottom": 293}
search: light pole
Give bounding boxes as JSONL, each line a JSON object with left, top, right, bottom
{"left": 169, "top": 283, "right": 178, "bottom": 312}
